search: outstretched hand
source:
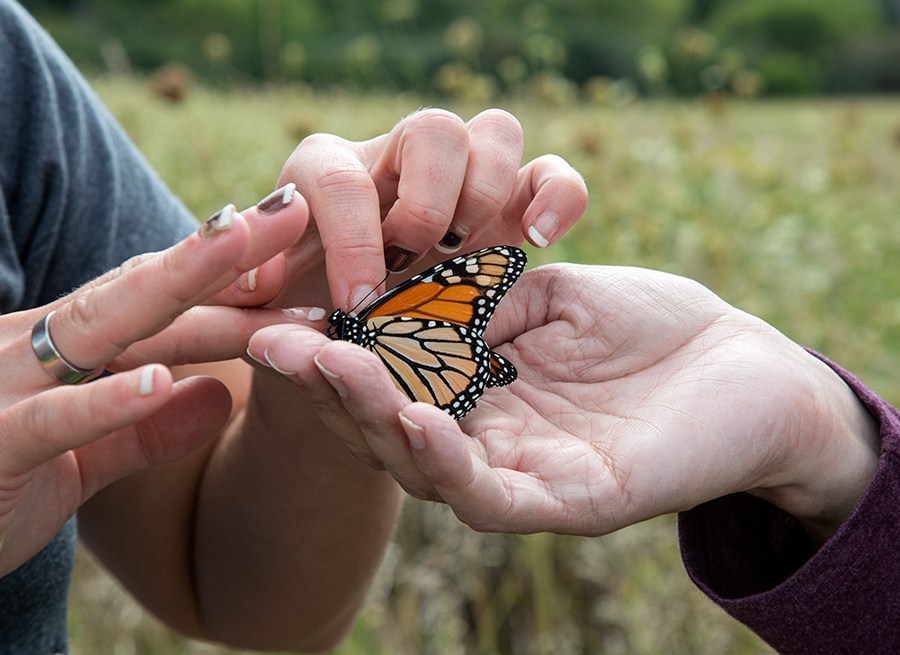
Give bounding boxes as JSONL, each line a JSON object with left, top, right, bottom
{"left": 250, "top": 263, "right": 880, "bottom": 545}
{"left": 0, "top": 194, "right": 316, "bottom": 576}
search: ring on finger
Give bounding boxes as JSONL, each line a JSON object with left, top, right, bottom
{"left": 31, "top": 310, "right": 102, "bottom": 384}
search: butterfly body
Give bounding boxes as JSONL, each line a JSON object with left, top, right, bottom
{"left": 327, "top": 246, "right": 526, "bottom": 420}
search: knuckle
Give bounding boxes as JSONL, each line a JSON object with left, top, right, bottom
{"left": 314, "top": 167, "right": 374, "bottom": 201}
{"left": 472, "top": 108, "right": 524, "bottom": 141}
{"left": 296, "top": 132, "right": 345, "bottom": 152}
{"left": 326, "top": 236, "right": 384, "bottom": 264}
{"left": 403, "top": 110, "right": 469, "bottom": 153}
{"left": 65, "top": 287, "right": 103, "bottom": 334}
{"left": 407, "top": 108, "right": 466, "bottom": 130}
{"left": 397, "top": 199, "right": 453, "bottom": 232}
{"left": 462, "top": 177, "right": 510, "bottom": 215}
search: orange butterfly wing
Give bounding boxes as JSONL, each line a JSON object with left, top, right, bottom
{"left": 328, "top": 246, "right": 526, "bottom": 419}
{"left": 360, "top": 247, "right": 526, "bottom": 334}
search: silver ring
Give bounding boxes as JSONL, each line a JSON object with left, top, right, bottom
{"left": 31, "top": 310, "right": 101, "bottom": 384}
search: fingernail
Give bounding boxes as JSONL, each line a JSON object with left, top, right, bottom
{"left": 199, "top": 204, "right": 235, "bottom": 238}
{"left": 264, "top": 348, "right": 294, "bottom": 376}
{"left": 527, "top": 212, "right": 558, "bottom": 248}
{"left": 257, "top": 182, "right": 297, "bottom": 215}
{"left": 283, "top": 307, "right": 327, "bottom": 322}
{"left": 246, "top": 346, "right": 269, "bottom": 367}
{"left": 236, "top": 267, "right": 260, "bottom": 292}
{"left": 435, "top": 223, "right": 471, "bottom": 254}
{"left": 347, "top": 285, "right": 376, "bottom": 312}
{"left": 399, "top": 412, "right": 426, "bottom": 450}
{"left": 137, "top": 365, "right": 157, "bottom": 396}
{"left": 384, "top": 245, "right": 418, "bottom": 273}
{"left": 314, "top": 354, "right": 348, "bottom": 397}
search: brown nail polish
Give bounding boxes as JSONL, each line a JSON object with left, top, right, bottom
{"left": 257, "top": 183, "right": 296, "bottom": 214}
{"left": 435, "top": 223, "right": 471, "bottom": 254}
{"left": 440, "top": 230, "right": 463, "bottom": 249}
{"left": 385, "top": 245, "right": 418, "bottom": 272}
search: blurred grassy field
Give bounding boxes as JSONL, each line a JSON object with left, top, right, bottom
{"left": 69, "top": 77, "right": 900, "bottom": 654}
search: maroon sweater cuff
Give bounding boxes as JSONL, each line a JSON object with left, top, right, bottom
{"left": 678, "top": 352, "right": 900, "bottom": 654}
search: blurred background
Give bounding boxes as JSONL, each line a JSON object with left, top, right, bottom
{"left": 20, "top": 0, "right": 900, "bottom": 98}
{"left": 19, "top": 0, "right": 900, "bottom": 653}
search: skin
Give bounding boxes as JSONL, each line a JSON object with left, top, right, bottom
{"left": 250, "top": 263, "right": 881, "bottom": 551}
{"left": 1, "top": 108, "right": 588, "bottom": 651}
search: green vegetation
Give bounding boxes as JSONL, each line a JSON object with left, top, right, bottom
{"left": 22, "top": 0, "right": 900, "bottom": 97}
{"left": 67, "top": 76, "right": 900, "bottom": 654}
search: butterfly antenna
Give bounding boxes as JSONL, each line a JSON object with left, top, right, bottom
{"left": 347, "top": 271, "right": 390, "bottom": 317}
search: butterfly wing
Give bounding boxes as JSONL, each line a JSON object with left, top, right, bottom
{"left": 486, "top": 351, "right": 518, "bottom": 388}
{"left": 367, "top": 316, "right": 492, "bottom": 420}
{"left": 359, "top": 246, "right": 527, "bottom": 335}
{"left": 328, "top": 246, "right": 526, "bottom": 419}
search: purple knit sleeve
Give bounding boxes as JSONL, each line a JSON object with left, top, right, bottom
{"left": 678, "top": 353, "right": 900, "bottom": 654}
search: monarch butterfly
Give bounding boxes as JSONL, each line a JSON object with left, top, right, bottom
{"left": 326, "top": 245, "right": 527, "bottom": 420}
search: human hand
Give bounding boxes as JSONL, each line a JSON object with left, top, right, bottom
{"left": 251, "top": 264, "right": 880, "bottom": 546}
{"left": 0, "top": 193, "right": 316, "bottom": 575}
{"left": 271, "top": 108, "right": 588, "bottom": 311}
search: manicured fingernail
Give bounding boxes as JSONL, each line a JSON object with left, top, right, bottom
{"left": 138, "top": 365, "right": 157, "bottom": 396}
{"left": 199, "top": 204, "right": 235, "bottom": 238}
{"left": 283, "top": 307, "right": 327, "bottom": 321}
{"left": 385, "top": 245, "right": 418, "bottom": 273}
{"left": 236, "top": 267, "right": 260, "bottom": 292}
{"left": 435, "top": 223, "right": 471, "bottom": 254}
{"left": 257, "top": 183, "right": 297, "bottom": 214}
{"left": 527, "top": 212, "right": 558, "bottom": 248}
{"left": 314, "top": 354, "right": 348, "bottom": 397}
{"left": 347, "top": 285, "right": 376, "bottom": 312}
{"left": 399, "top": 413, "right": 426, "bottom": 450}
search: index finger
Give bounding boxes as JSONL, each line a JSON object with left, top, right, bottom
{"left": 280, "top": 134, "right": 386, "bottom": 311}
{"left": 15, "top": 206, "right": 292, "bottom": 390}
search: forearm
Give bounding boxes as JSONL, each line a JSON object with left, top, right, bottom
{"left": 679, "top": 353, "right": 900, "bottom": 653}
{"left": 192, "top": 367, "right": 402, "bottom": 651}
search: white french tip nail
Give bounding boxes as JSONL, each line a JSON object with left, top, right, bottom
{"left": 246, "top": 266, "right": 259, "bottom": 292}
{"left": 527, "top": 224, "right": 550, "bottom": 248}
{"left": 282, "top": 306, "right": 328, "bottom": 322}
{"left": 199, "top": 204, "right": 235, "bottom": 238}
{"left": 139, "top": 366, "right": 156, "bottom": 396}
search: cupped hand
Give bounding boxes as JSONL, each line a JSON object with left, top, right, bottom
{"left": 0, "top": 194, "right": 318, "bottom": 575}
{"left": 274, "top": 108, "right": 588, "bottom": 311}
{"left": 250, "top": 264, "right": 880, "bottom": 545}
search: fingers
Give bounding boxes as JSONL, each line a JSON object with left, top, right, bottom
{"left": 281, "top": 134, "right": 386, "bottom": 311}
{"left": 0, "top": 365, "right": 174, "bottom": 475}
{"left": 74, "top": 375, "right": 232, "bottom": 501}
{"left": 509, "top": 154, "right": 588, "bottom": 250}
{"left": 109, "top": 305, "right": 328, "bottom": 370}
{"left": 14, "top": 194, "right": 307, "bottom": 391}
{"left": 248, "top": 325, "right": 441, "bottom": 497}
{"left": 376, "top": 109, "right": 470, "bottom": 266}
{"left": 312, "top": 340, "right": 441, "bottom": 498}
{"left": 433, "top": 109, "right": 524, "bottom": 254}
{"left": 398, "top": 403, "right": 566, "bottom": 533}
{"left": 247, "top": 325, "right": 374, "bottom": 461}
{"left": 284, "top": 109, "right": 530, "bottom": 311}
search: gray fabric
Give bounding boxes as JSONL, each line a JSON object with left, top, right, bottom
{"left": 0, "top": 1, "right": 198, "bottom": 652}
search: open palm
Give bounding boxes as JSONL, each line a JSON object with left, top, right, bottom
{"left": 251, "top": 263, "right": 877, "bottom": 541}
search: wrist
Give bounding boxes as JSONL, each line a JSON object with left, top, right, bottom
{"left": 750, "top": 352, "right": 880, "bottom": 547}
